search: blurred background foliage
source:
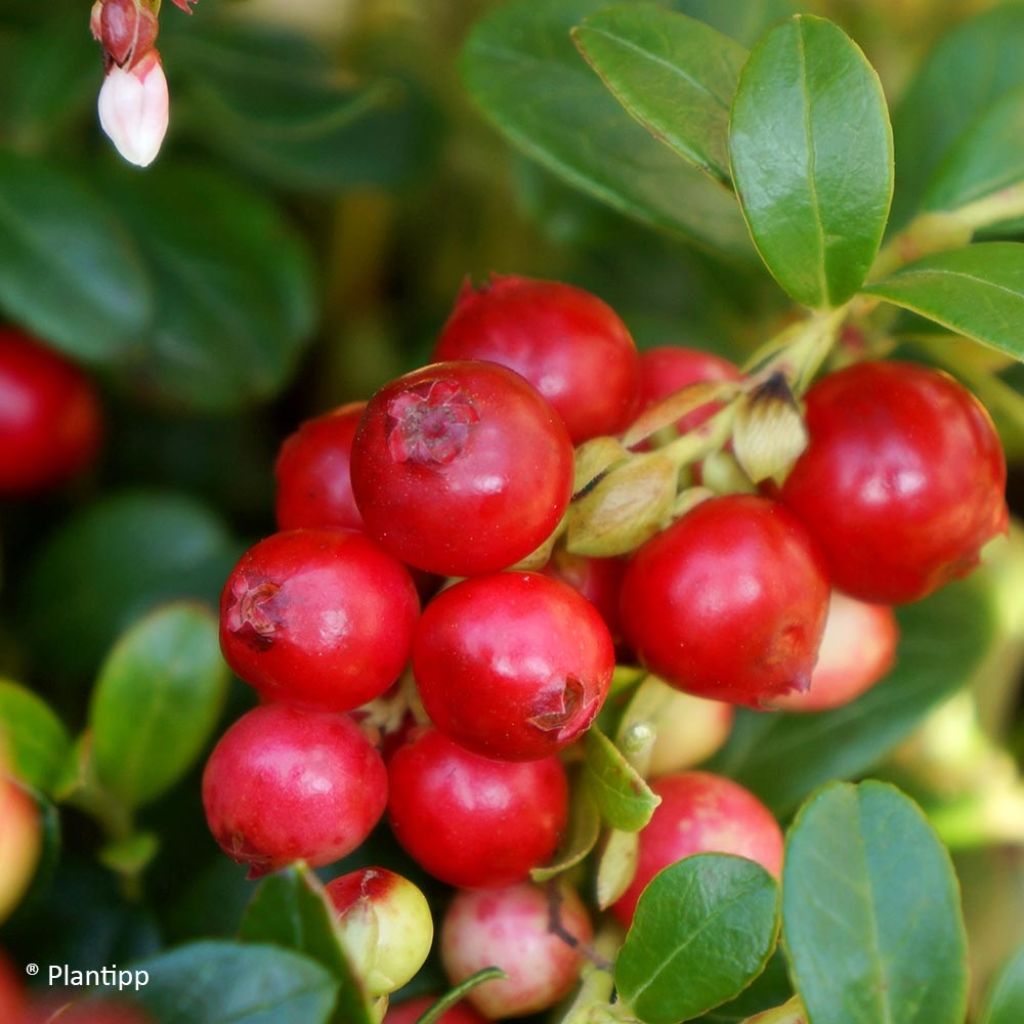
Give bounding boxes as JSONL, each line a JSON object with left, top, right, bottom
{"left": 1, "top": 0, "right": 1024, "bottom": 1019}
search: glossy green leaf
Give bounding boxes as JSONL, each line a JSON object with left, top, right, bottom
{"left": 707, "top": 575, "right": 995, "bottom": 816}
{"left": 692, "top": 949, "right": 793, "bottom": 1023}
{"left": 166, "top": 21, "right": 432, "bottom": 192}
{"left": 864, "top": 243, "right": 1024, "bottom": 363}
{"left": 729, "top": 15, "right": 893, "bottom": 308}
{"left": 616, "top": 853, "right": 780, "bottom": 1024}
{"left": 584, "top": 726, "right": 660, "bottom": 831}
{"left": 783, "top": 781, "right": 968, "bottom": 1024}
{"left": 90, "top": 603, "right": 228, "bottom": 809}
{"left": 0, "top": 152, "right": 151, "bottom": 362}
{"left": 574, "top": 5, "right": 748, "bottom": 185}
{"left": 531, "top": 771, "right": 600, "bottom": 882}
{"left": 460, "top": 0, "right": 753, "bottom": 260}
{"left": 892, "top": 4, "right": 1024, "bottom": 227}
{"left": 239, "top": 865, "right": 374, "bottom": 1024}
{"left": 981, "top": 945, "right": 1024, "bottom": 1024}
{"left": 0, "top": 679, "right": 70, "bottom": 794}
{"left": 134, "top": 940, "right": 338, "bottom": 1024}
{"left": 23, "top": 491, "right": 240, "bottom": 683}
{"left": 922, "top": 88, "right": 1024, "bottom": 214}
{"left": 96, "top": 164, "right": 315, "bottom": 412}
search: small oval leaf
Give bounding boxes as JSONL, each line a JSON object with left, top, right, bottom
{"left": 584, "top": 726, "right": 661, "bottom": 831}
{"left": 864, "top": 242, "right": 1024, "bottom": 362}
{"left": 616, "top": 853, "right": 780, "bottom": 1024}
{"left": 730, "top": 15, "right": 893, "bottom": 307}
{"left": 89, "top": 603, "right": 229, "bottom": 808}
{"left": 134, "top": 940, "right": 338, "bottom": 1024}
{"left": 0, "top": 680, "right": 70, "bottom": 795}
{"left": 574, "top": 5, "right": 749, "bottom": 185}
{"left": 783, "top": 781, "right": 968, "bottom": 1024}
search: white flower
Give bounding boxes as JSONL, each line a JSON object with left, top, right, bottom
{"left": 97, "top": 50, "right": 169, "bottom": 168}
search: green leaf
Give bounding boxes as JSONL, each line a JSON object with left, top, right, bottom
{"left": 892, "top": 4, "right": 1024, "bottom": 227}
{"left": 167, "top": 22, "right": 431, "bottom": 192}
{"left": 0, "top": 152, "right": 151, "bottom": 362}
{"left": 981, "top": 945, "right": 1024, "bottom": 1024}
{"left": 0, "top": 679, "right": 70, "bottom": 794}
{"left": 238, "top": 864, "right": 374, "bottom": 1024}
{"left": 692, "top": 949, "right": 793, "bottom": 1022}
{"left": 134, "top": 940, "right": 339, "bottom": 1024}
{"left": 616, "top": 853, "right": 780, "bottom": 1024}
{"left": 584, "top": 726, "right": 660, "bottom": 832}
{"left": 573, "top": 5, "right": 748, "bottom": 186}
{"left": 707, "top": 575, "right": 996, "bottom": 816}
{"left": 729, "top": 15, "right": 893, "bottom": 308}
{"left": 864, "top": 243, "right": 1024, "bottom": 362}
{"left": 89, "top": 603, "right": 228, "bottom": 809}
{"left": 460, "top": 0, "right": 754, "bottom": 260}
{"left": 783, "top": 781, "right": 968, "bottom": 1024}
{"left": 96, "top": 163, "right": 315, "bottom": 412}
{"left": 23, "top": 490, "right": 240, "bottom": 683}
{"left": 531, "top": 771, "right": 600, "bottom": 882}
{"left": 922, "top": 87, "right": 1024, "bottom": 215}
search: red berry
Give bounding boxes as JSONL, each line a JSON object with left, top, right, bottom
{"left": 541, "top": 549, "right": 626, "bottom": 643}
{"left": 385, "top": 996, "right": 486, "bottom": 1024}
{"left": 441, "top": 882, "right": 592, "bottom": 1019}
{"left": 413, "top": 572, "right": 614, "bottom": 761}
{"left": 434, "top": 275, "right": 640, "bottom": 444}
{"left": 0, "top": 329, "right": 102, "bottom": 495}
{"left": 387, "top": 727, "right": 568, "bottom": 888}
{"left": 770, "top": 592, "right": 898, "bottom": 713}
{"left": 612, "top": 771, "right": 783, "bottom": 927}
{"left": 637, "top": 346, "right": 741, "bottom": 435}
{"left": 202, "top": 704, "right": 386, "bottom": 877}
{"left": 275, "top": 402, "right": 366, "bottom": 532}
{"left": 781, "top": 361, "right": 1007, "bottom": 603}
{"left": 619, "top": 495, "right": 830, "bottom": 706}
{"left": 350, "top": 361, "right": 573, "bottom": 577}
{"left": 220, "top": 529, "right": 418, "bottom": 712}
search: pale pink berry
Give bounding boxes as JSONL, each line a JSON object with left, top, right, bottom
{"left": 97, "top": 50, "right": 169, "bottom": 168}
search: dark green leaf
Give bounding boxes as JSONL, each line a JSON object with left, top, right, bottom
{"left": 0, "top": 152, "right": 151, "bottom": 362}
{"left": 460, "top": 0, "right": 753, "bottom": 260}
{"left": 692, "top": 949, "right": 793, "bottom": 1022}
{"left": 574, "top": 5, "right": 748, "bottom": 185}
{"left": 922, "top": 87, "right": 1024, "bottom": 215}
{"left": 23, "top": 491, "right": 240, "bottom": 683}
{"left": 616, "top": 853, "right": 780, "bottom": 1024}
{"left": 729, "top": 15, "right": 893, "bottom": 307}
{"left": 892, "top": 4, "right": 1024, "bottom": 227}
{"left": 584, "top": 726, "right": 660, "bottom": 832}
{"left": 96, "top": 164, "right": 315, "bottom": 412}
{"left": 89, "top": 603, "right": 228, "bottom": 809}
{"left": 783, "top": 781, "right": 968, "bottom": 1024}
{"left": 239, "top": 865, "right": 374, "bottom": 1024}
{"left": 707, "top": 575, "right": 996, "bottom": 816}
{"left": 0, "top": 679, "right": 70, "bottom": 794}
{"left": 134, "top": 940, "right": 338, "bottom": 1024}
{"left": 981, "top": 945, "right": 1024, "bottom": 1024}
{"left": 864, "top": 243, "right": 1024, "bottom": 362}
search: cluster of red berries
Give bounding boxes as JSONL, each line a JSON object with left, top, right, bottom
{"left": 203, "top": 274, "right": 1008, "bottom": 1019}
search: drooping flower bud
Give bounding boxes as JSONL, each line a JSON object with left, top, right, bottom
{"left": 97, "top": 49, "right": 169, "bottom": 168}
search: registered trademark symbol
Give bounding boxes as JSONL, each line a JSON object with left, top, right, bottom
{"left": 25, "top": 963, "right": 39, "bottom": 976}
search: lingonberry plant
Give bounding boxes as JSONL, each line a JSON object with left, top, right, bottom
{"left": 3, "top": 2, "right": 1024, "bottom": 1024}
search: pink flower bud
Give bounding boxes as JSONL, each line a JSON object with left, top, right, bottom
{"left": 98, "top": 50, "right": 169, "bottom": 168}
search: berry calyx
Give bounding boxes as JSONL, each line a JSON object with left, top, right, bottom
{"left": 441, "top": 882, "right": 592, "bottom": 1019}
{"left": 325, "top": 867, "right": 433, "bottom": 996}
{"left": 619, "top": 495, "right": 830, "bottom": 706}
{"left": 434, "top": 275, "right": 641, "bottom": 444}
{"left": 202, "top": 705, "right": 387, "bottom": 877}
{"left": 219, "top": 529, "right": 419, "bottom": 712}
{"left": 612, "top": 771, "right": 783, "bottom": 927}
{"left": 350, "top": 361, "right": 574, "bottom": 577}
{"left": 413, "top": 572, "right": 614, "bottom": 761}
{"left": 275, "top": 402, "right": 367, "bottom": 532}
{"left": 0, "top": 330, "right": 102, "bottom": 496}
{"left": 387, "top": 728, "right": 568, "bottom": 889}
{"left": 781, "top": 361, "right": 1007, "bottom": 603}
